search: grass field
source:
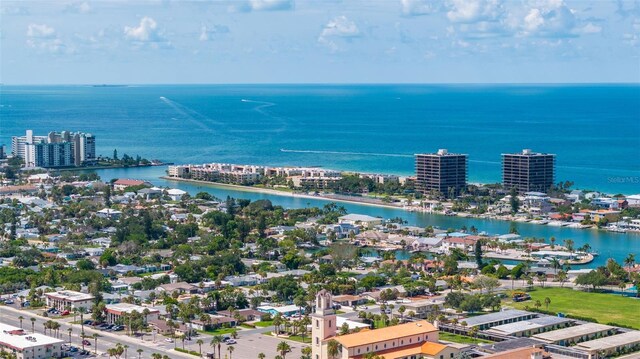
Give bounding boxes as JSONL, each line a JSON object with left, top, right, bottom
{"left": 254, "top": 320, "right": 274, "bottom": 327}
{"left": 507, "top": 287, "right": 640, "bottom": 329}
{"left": 439, "top": 332, "right": 492, "bottom": 345}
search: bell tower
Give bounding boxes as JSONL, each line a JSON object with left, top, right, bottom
{"left": 311, "top": 289, "right": 337, "bottom": 359}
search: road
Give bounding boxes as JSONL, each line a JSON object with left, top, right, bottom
{"left": 0, "top": 305, "right": 194, "bottom": 359}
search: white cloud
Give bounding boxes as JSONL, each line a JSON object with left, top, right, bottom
{"left": 229, "top": 0, "right": 294, "bottom": 13}
{"left": 517, "top": 0, "right": 577, "bottom": 37}
{"left": 26, "top": 23, "right": 69, "bottom": 54}
{"left": 446, "top": 0, "right": 504, "bottom": 23}
{"left": 125, "top": 17, "right": 160, "bottom": 42}
{"left": 320, "top": 16, "right": 361, "bottom": 38}
{"left": 199, "top": 25, "right": 230, "bottom": 41}
{"left": 401, "top": 0, "right": 440, "bottom": 17}
{"left": 27, "top": 24, "right": 56, "bottom": 39}
{"left": 124, "top": 17, "right": 171, "bottom": 48}
{"left": 318, "top": 16, "right": 361, "bottom": 52}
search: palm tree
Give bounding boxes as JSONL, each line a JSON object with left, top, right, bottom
{"left": 180, "top": 334, "right": 186, "bottom": 350}
{"left": 544, "top": 297, "right": 551, "bottom": 310}
{"left": 257, "top": 353, "right": 266, "bottom": 359}
{"left": 227, "top": 345, "right": 235, "bottom": 359}
{"left": 277, "top": 341, "right": 291, "bottom": 359}
{"left": 327, "top": 339, "right": 341, "bottom": 359}
{"left": 124, "top": 344, "right": 129, "bottom": 359}
{"left": 30, "top": 317, "right": 36, "bottom": 333}
{"left": 549, "top": 257, "right": 561, "bottom": 275}
{"left": 137, "top": 348, "right": 143, "bottom": 359}
{"left": 197, "top": 339, "right": 204, "bottom": 356}
{"left": 18, "top": 316, "right": 24, "bottom": 329}
{"left": 564, "top": 239, "right": 574, "bottom": 258}
{"left": 92, "top": 333, "right": 99, "bottom": 354}
{"left": 625, "top": 253, "right": 636, "bottom": 272}
{"left": 152, "top": 354, "right": 162, "bottom": 359}
{"left": 67, "top": 328, "right": 72, "bottom": 345}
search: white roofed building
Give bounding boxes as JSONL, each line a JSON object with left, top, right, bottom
{"left": 0, "top": 322, "right": 64, "bottom": 359}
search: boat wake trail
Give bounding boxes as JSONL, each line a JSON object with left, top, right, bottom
{"left": 281, "top": 149, "right": 414, "bottom": 158}
{"left": 159, "top": 96, "right": 226, "bottom": 135}
{"left": 241, "top": 99, "right": 287, "bottom": 134}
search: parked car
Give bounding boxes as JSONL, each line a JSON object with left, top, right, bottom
{"left": 164, "top": 338, "right": 174, "bottom": 343}
{"left": 5, "top": 300, "right": 14, "bottom": 305}
{"left": 82, "top": 340, "right": 91, "bottom": 346}
{"left": 112, "top": 325, "right": 124, "bottom": 331}
{"left": 226, "top": 339, "right": 236, "bottom": 345}
{"left": 61, "top": 310, "right": 70, "bottom": 316}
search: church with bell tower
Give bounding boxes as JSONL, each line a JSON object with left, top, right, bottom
{"left": 312, "top": 289, "right": 336, "bottom": 359}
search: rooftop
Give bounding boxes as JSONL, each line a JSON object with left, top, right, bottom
{"left": 352, "top": 342, "right": 448, "bottom": 359}
{"left": 486, "top": 316, "right": 574, "bottom": 335}
{"left": 331, "top": 320, "right": 437, "bottom": 348}
{"left": 574, "top": 330, "right": 640, "bottom": 351}
{"left": 462, "top": 309, "right": 532, "bottom": 328}
{"left": 105, "top": 303, "right": 159, "bottom": 315}
{"left": 0, "top": 323, "right": 64, "bottom": 350}
{"left": 45, "top": 290, "right": 94, "bottom": 301}
{"left": 339, "top": 214, "right": 382, "bottom": 222}
{"left": 532, "top": 323, "right": 615, "bottom": 343}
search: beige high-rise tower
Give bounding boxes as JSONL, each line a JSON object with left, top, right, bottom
{"left": 311, "top": 289, "right": 337, "bottom": 359}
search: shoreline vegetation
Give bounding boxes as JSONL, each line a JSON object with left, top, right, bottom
{"left": 159, "top": 176, "right": 639, "bottom": 237}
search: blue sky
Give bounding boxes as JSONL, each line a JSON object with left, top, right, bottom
{"left": 1, "top": 0, "right": 639, "bottom": 84}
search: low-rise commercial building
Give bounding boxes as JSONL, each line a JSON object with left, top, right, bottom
{"left": 45, "top": 290, "right": 94, "bottom": 311}
{"left": 105, "top": 303, "right": 160, "bottom": 324}
{"left": 574, "top": 330, "right": 640, "bottom": 358}
{"left": 0, "top": 323, "right": 64, "bottom": 359}
{"left": 485, "top": 316, "right": 574, "bottom": 338}
{"left": 461, "top": 309, "right": 535, "bottom": 330}
{"left": 532, "top": 323, "right": 616, "bottom": 346}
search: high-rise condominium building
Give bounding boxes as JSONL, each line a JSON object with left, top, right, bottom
{"left": 415, "top": 149, "right": 467, "bottom": 198}
{"left": 12, "top": 130, "right": 96, "bottom": 168}
{"left": 502, "top": 149, "right": 555, "bottom": 193}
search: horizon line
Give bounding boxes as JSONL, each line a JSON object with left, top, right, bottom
{"left": 1, "top": 81, "right": 640, "bottom": 86}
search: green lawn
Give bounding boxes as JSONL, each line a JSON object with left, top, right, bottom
{"left": 439, "top": 332, "right": 492, "bottom": 345}
{"left": 254, "top": 320, "right": 274, "bottom": 327}
{"left": 507, "top": 287, "right": 640, "bottom": 329}
{"left": 266, "top": 332, "right": 310, "bottom": 343}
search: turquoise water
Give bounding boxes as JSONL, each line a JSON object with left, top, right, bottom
{"left": 1, "top": 84, "right": 639, "bottom": 193}
{"left": 1, "top": 84, "right": 638, "bottom": 267}
{"left": 87, "top": 166, "right": 639, "bottom": 268}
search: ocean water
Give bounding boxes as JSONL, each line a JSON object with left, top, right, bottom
{"left": 1, "top": 84, "right": 639, "bottom": 193}
{"left": 1, "top": 84, "right": 639, "bottom": 267}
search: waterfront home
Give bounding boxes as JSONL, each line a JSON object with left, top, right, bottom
{"left": 627, "top": 194, "right": 640, "bottom": 208}
{"left": 113, "top": 179, "right": 152, "bottom": 190}
{"left": 440, "top": 235, "right": 479, "bottom": 253}
{"left": 166, "top": 188, "right": 187, "bottom": 201}
{"left": 339, "top": 214, "right": 383, "bottom": 229}
{"left": 409, "top": 237, "right": 443, "bottom": 251}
